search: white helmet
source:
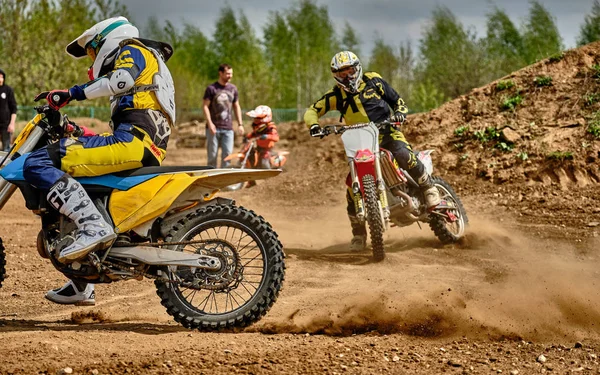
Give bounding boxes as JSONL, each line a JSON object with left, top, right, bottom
{"left": 66, "top": 16, "right": 139, "bottom": 80}
{"left": 330, "top": 51, "right": 363, "bottom": 93}
{"left": 246, "top": 105, "right": 273, "bottom": 127}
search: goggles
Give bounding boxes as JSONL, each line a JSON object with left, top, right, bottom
{"left": 86, "top": 45, "right": 97, "bottom": 61}
{"left": 332, "top": 65, "right": 357, "bottom": 79}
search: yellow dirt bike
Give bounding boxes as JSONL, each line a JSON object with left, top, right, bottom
{"left": 0, "top": 105, "right": 285, "bottom": 330}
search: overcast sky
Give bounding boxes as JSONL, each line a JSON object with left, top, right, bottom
{"left": 123, "top": 0, "right": 595, "bottom": 59}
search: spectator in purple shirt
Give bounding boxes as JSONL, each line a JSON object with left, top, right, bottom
{"left": 202, "top": 63, "right": 244, "bottom": 168}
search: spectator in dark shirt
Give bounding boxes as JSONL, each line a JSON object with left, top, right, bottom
{"left": 202, "top": 63, "right": 244, "bottom": 168}
{"left": 0, "top": 68, "right": 17, "bottom": 152}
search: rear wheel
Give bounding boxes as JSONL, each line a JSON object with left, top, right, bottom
{"left": 0, "top": 238, "right": 5, "bottom": 288}
{"left": 155, "top": 204, "right": 285, "bottom": 331}
{"left": 363, "top": 175, "right": 385, "bottom": 262}
{"left": 429, "top": 177, "right": 468, "bottom": 244}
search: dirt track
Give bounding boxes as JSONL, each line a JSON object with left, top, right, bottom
{"left": 3, "top": 41, "right": 600, "bottom": 372}
{"left": 0, "top": 146, "right": 599, "bottom": 375}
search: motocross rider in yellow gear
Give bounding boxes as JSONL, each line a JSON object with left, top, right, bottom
{"left": 304, "top": 51, "right": 441, "bottom": 251}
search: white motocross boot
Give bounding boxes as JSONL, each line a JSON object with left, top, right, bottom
{"left": 348, "top": 215, "right": 367, "bottom": 252}
{"left": 349, "top": 234, "right": 367, "bottom": 252}
{"left": 417, "top": 172, "right": 441, "bottom": 209}
{"left": 47, "top": 174, "right": 116, "bottom": 263}
{"left": 45, "top": 280, "right": 95, "bottom": 306}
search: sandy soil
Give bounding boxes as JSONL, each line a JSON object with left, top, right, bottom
{"left": 0, "top": 145, "right": 598, "bottom": 375}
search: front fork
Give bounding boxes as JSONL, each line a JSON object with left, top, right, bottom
{"left": 0, "top": 126, "right": 46, "bottom": 210}
{"left": 349, "top": 153, "right": 390, "bottom": 226}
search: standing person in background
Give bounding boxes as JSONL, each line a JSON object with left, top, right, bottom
{"left": 203, "top": 63, "right": 244, "bottom": 168}
{"left": 0, "top": 69, "right": 17, "bottom": 152}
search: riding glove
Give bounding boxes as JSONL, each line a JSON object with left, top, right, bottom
{"left": 34, "top": 90, "right": 72, "bottom": 110}
{"left": 391, "top": 111, "right": 406, "bottom": 124}
{"left": 309, "top": 124, "right": 321, "bottom": 137}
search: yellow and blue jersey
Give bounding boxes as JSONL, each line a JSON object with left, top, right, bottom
{"left": 112, "top": 44, "right": 162, "bottom": 114}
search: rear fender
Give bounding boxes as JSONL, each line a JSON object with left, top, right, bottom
{"left": 416, "top": 150, "right": 435, "bottom": 175}
{"left": 152, "top": 197, "right": 235, "bottom": 238}
{"left": 110, "top": 169, "right": 281, "bottom": 234}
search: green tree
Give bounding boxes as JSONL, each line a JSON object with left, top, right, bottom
{"left": 0, "top": 0, "right": 130, "bottom": 106}
{"left": 212, "top": 6, "right": 268, "bottom": 109}
{"left": 0, "top": 0, "right": 97, "bottom": 105}
{"left": 484, "top": 7, "right": 525, "bottom": 78}
{"left": 285, "top": 0, "right": 337, "bottom": 112}
{"left": 416, "top": 5, "right": 487, "bottom": 99}
{"left": 93, "top": 0, "right": 130, "bottom": 20}
{"left": 340, "top": 21, "right": 361, "bottom": 56}
{"left": 411, "top": 80, "right": 446, "bottom": 112}
{"left": 263, "top": 11, "right": 296, "bottom": 108}
{"left": 264, "top": 0, "right": 337, "bottom": 112}
{"left": 396, "top": 41, "right": 415, "bottom": 107}
{"left": 367, "top": 37, "right": 399, "bottom": 87}
{"left": 522, "top": 0, "right": 563, "bottom": 64}
{"left": 577, "top": 0, "right": 600, "bottom": 46}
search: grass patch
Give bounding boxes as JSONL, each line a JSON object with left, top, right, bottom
{"left": 588, "top": 121, "right": 600, "bottom": 138}
{"left": 495, "top": 142, "right": 514, "bottom": 152}
{"left": 474, "top": 126, "right": 500, "bottom": 143}
{"left": 453, "top": 125, "right": 470, "bottom": 138}
{"left": 548, "top": 52, "right": 564, "bottom": 63}
{"left": 533, "top": 75, "right": 552, "bottom": 87}
{"left": 592, "top": 64, "right": 600, "bottom": 79}
{"left": 583, "top": 93, "right": 600, "bottom": 106}
{"left": 496, "top": 80, "right": 515, "bottom": 91}
{"left": 586, "top": 111, "right": 600, "bottom": 138}
{"left": 516, "top": 152, "right": 528, "bottom": 161}
{"left": 500, "top": 93, "right": 523, "bottom": 111}
{"left": 546, "top": 151, "right": 574, "bottom": 161}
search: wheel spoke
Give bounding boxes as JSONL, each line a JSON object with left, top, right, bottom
{"left": 169, "top": 221, "right": 269, "bottom": 316}
{"left": 156, "top": 205, "right": 284, "bottom": 330}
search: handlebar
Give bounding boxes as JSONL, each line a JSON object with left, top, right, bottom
{"left": 32, "top": 105, "right": 74, "bottom": 140}
{"left": 312, "top": 120, "right": 401, "bottom": 138}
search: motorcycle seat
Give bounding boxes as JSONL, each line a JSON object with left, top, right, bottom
{"left": 114, "top": 165, "right": 214, "bottom": 177}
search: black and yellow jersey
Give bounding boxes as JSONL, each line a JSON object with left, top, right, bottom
{"left": 304, "top": 72, "right": 408, "bottom": 127}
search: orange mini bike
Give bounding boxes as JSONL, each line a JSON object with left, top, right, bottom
{"left": 224, "top": 138, "right": 289, "bottom": 191}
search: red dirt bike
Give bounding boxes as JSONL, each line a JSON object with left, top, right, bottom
{"left": 223, "top": 137, "right": 290, "bottom": 191}
{"left": 315, "top": 121, "right": 468, "bottom": 261}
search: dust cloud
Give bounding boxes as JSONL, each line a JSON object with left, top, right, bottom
{"left": 257, "top": 212, "right": 600, "bottom": 342}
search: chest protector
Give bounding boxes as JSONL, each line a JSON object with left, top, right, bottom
{"left": 113, "top": 40, "right": 176, "bottom": 126}
{"left": 149, "top": 47, "right": 176, "bottom": 125}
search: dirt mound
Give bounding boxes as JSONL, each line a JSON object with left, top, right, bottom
{"left": 270, "top": 43, "right": 600, "bottom": 196}
{"left": 406, "top": 42, "right": 600, "bottom": 188}
{"left": 244, "top": 42, "right": 600, "bottom": 235}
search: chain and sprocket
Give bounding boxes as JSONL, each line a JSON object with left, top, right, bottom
{"left": 94, "top": 237, "right": 243, "bottom": 291}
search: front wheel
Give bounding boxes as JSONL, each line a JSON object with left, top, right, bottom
{"left": 363, "top": 174, "right": 385, "bottom": 261}
{"left": 429, "top": 177, "right": 468, "bottom": 244}
{"left": 155, "top": 204, "right": 285, "bottom": 331}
